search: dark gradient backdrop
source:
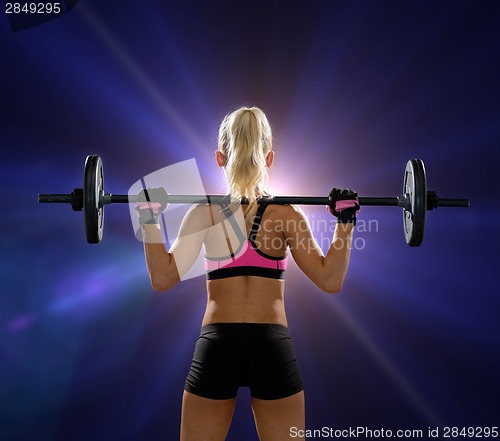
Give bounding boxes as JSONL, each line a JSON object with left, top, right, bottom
{"left": 1, "top": 1, "right": 499, "bottom": 440}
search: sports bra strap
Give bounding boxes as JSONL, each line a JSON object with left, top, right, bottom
{"left": 221, "top": 204, "right": 247, "bottom": 244}
{"left": 249, "top": 203, "right": 268, "bottom": 243}
{"left": 219, "top": 202, "right": 269, "bottom": 243}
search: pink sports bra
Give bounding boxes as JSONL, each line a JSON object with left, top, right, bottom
{"left": 204, "top": 203, "right": 288, "bottom": 280}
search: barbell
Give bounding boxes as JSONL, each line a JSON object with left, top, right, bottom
{"left": 38, "top": 155, "right": 470, "bottom": 246}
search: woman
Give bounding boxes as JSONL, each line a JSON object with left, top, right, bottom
{"left": 136, "top": 107, "right": 359, "bottom": 441}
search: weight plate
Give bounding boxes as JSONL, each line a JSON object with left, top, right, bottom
{"left": 84, "top": 155, "right": 104, "bottom": 243}
{"left": 403, "top": 159, "right": 426, "bottom": 246}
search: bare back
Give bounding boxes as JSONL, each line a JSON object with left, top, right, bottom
{"left": 202, "top": 203, "right": 290, "bottom": 327}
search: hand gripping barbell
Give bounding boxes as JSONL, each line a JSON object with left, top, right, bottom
{"left": 38, "top": 155, "right": 470, "bottom": 246}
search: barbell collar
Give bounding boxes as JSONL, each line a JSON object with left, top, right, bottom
{"left": 71, "top": 188, "right": 83, "bottom": 211}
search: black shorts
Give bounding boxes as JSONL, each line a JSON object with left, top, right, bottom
{"left": 184, "top": 323, "right": 303, "bottom": 400}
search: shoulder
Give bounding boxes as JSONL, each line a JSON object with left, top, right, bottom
{"left": 265, "top": 203, "right": 307, "bottom": 220}
{"left": 262, "top": 204, "right": 309, "bottom": 230}
{"left": 179, "top": 204, "right": 214, "bottom": 233}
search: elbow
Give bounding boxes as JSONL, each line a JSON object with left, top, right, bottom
{"left": 323, "top": 282, "right": 343, "bottom": 294}
{"left": 150, "top": 274, "right": 178, "bottom": 292}
{"left": 320, "top": 263, "right": 350, "bottom": 293}
{"left": 320, "top": 276, "right": 344, "bottom": 294}
{"left": 151, "top": 281, "right": 170, "bottom": 292}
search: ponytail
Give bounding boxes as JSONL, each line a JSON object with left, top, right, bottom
{"left": 218, "top": 107, "right": 273, "bottom": 207}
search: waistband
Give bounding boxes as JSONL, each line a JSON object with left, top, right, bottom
{"left": 200, "top": 322, "right": 288, "bottom": 335}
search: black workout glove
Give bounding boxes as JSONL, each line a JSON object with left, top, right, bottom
{"left": 327, "top": 188, "right": 360, "bottom": 225}
{"left": 135, "top": 187, "right": 169, "bottom": 225}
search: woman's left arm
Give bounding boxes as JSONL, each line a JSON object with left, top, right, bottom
{"left": 284, "top": 205, "right": 354, "bottom": 293}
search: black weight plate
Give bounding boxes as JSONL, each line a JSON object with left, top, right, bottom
{"left": 403, "top": 159, "right": 426, "bottom": 246}
{"left": 84, "top": 155, "right": 104, "bottom": 243}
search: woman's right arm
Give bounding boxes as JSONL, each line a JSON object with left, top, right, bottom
{"left": 140, "top": 205, "right": 209, "bottom": 291}
{"left": 140, "top": 224, "right": 178, "bottom": 291}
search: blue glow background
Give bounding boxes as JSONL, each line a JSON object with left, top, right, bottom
{"left": 1, "top": 1, "right": 499, "bottom": 440}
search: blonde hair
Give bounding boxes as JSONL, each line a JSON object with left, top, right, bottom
{"left": 218, "top": 106, "right": 273, "bottom": 206}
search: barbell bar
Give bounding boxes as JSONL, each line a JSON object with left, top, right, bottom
{"left": 38, "top": 155, "right": 470, "bottom": 246}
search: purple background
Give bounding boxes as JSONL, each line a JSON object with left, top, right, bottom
{"left": 1, "top": 1, "right": 499, "bottom": 440}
